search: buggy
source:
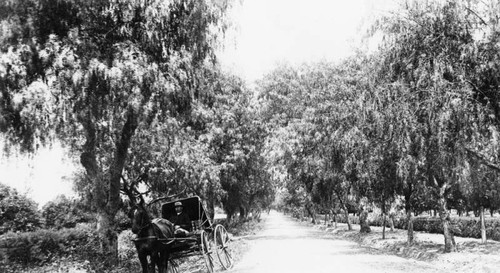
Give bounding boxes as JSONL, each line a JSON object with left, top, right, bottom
{"left": 159, "top": 196, "right": 233, "bottom": 273}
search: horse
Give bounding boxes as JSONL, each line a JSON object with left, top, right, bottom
{"left": 130, "top": 205, "right": 175, "bottom": 273}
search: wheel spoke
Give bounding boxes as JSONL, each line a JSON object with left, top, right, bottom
{"left": 201, "top": 230, "right": 214, "bottom": 273}
{"left": 214, "top": 224, "right": 233, "bottom": 270}
{"left": 167, "top": 260, "right": 179, "bottom": 273}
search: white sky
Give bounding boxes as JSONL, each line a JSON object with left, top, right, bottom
{"left": 1, "top": 0, "right": 397, "bottom": 207}
{"left": 219, "top": 0, "right": 396, "bottom": 83}
{"left": 0, "top": 140, "right": 77, "bottom": 207}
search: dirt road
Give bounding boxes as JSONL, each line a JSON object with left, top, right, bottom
{"left": 228, "top": 211, "right": 448, "bottom": 273}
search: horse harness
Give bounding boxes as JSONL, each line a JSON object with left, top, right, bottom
{"left": 133, "top": 209, "right": 173, "bottom": 242}
{"left": 133, "top": 208, "right": 157, "bottom": 241}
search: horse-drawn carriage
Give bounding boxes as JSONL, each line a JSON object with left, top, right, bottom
{"left": 131, "top": 196, "right": 233, "bottom": 273}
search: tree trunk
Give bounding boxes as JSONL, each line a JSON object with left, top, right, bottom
{"left": 406, "top": 209, "right": 414, "bottom": 245}
{"left": 305, "top": 203, "right": 316, "bottom": 224}
{"left": 97, "top": 210, "right": 118, "bottom": 266}
{"left": 481, "top": 206, "right": 487, "bottom": 244}
{"left": 80, "top": 109, "right": 138, "bottom": 266}
{"left": 226, "top": 212, "right": 233, "bottom": 223}
{"left": 239, "top": 206, "right": 246, "bottom": 220}
{"left": 343, "top": 207, "right": 352, "bottom": 230}
{"left": 336, "top": 193, "right": 352, "bottom": 230}
{"left": 359, "top": 207, "right": 371, "bottom": 233}
{"left": 389, "top": 212, "right": 395, "bottom": 232}
{"left": 206, "top": 199, "right": 215, "bottom": 221}
{"left": 382, "top": 213, "right": 387, "bottom": 239}
{"left": 206, "top": 182, "right": 215, "bottom": 220}
{"left": 334, "top": 189, "right": 351, "bottom": 230}
{"left": 404, "top": 182, "right": 414, "bottom": 245}
{"left": 437, "top": 182, "right": 457, "bottom": 253}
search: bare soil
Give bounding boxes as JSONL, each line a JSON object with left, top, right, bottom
{"left": 228, "top": 211, "right": 500, "bottom": 273}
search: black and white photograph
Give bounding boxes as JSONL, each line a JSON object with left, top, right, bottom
{"left": 1, "top": 0, "right": 500, "bottom": 272}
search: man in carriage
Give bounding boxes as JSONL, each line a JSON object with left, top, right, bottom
{"left": 169, "top": 201, "right": 191, "bottom": 236}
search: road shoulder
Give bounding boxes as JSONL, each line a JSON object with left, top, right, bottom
{"left": 299, "top": 218, "right": 500, "bottom": 272}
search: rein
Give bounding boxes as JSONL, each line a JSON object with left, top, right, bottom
{"left": 133, "top": 235, "right": 158, "bottom": 242}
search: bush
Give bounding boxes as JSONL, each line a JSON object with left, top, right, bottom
{"left": 0, "top": 225, "right": 99, "bottom": 268}
{"left": 0, "top": 226, "right": 143, "bottom": 273}
{"left": 0, "top": 183, "right": 42, "bottom": 234}
{"left": 334, "top": 213, "right": 360, "bottom": 225}
{"left": 42, "top": 195, "right": 94, "bottom": 229}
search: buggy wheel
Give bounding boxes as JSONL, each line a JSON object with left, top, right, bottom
{"left": 201, "top": 230, "right": 214, "bottom": 273}
{"left": 167, "top": 259, "right": 179, "bottom": 273}
{"left": 214, "top": 224, "right": 233, "bottom": 269}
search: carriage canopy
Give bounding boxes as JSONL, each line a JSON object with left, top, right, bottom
{"left": 161, "top": 196, "right": 212, "bottom": 231}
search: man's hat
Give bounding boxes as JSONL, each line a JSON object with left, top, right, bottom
{"left": 174, "top": 201, "right": 183, "bottom": 207}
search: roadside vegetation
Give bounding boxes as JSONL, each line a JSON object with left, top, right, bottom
{"left": 0, "top": 191, "right": 264, "bottom": 273}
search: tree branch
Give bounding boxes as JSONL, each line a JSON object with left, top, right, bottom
{"left": 464, "top": 6, "right": 487, "bottom": 26}
{"left": 109, "top": 108, "right": 139, "bottom": 213}
{"left": 465, "top": 147, "right": 500, "bottom": 172}
{"left": 147, "top": 189, "right": 187, "bottom": 206}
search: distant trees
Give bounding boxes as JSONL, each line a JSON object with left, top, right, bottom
{"left": 207, "top": 74, "right": 274, "bottom": 220}
{"left": 0, "top": 183, "right": 42, "bottom": 234}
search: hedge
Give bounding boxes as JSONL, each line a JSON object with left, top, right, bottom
{"left": 331, "top": 214, "right": 500, "bottom": 241}
{"left": 0, "top": 225, "right": 100, "bottom": 267}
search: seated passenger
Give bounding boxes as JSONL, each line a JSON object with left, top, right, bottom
{"left": 169, "top": 201, "right": 191, "bottom": 236}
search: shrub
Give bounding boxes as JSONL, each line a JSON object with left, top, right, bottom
{"left": 0, "top": 226, "right": 142, "bottom": 273}
{"left": 0, "top": 183, "right": 42, "bottom": 234}
{"left": 42, "top": 195, "right": 93, "bottom": 229}
{"left": 334, "top": 213, "right": 360, "bottom": 225}
{"left": 0, "top": 225, "right": 99, "bottom": 268}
